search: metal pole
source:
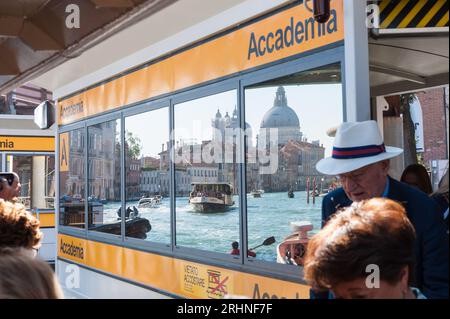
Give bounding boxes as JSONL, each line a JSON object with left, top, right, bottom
{"left": 312, "top": 177, "right": 316, "bottom": 204}
{"left": 344, "top": 0, "right": 371, "bottom": 122}
{"left": 306, "top": 177, "right": 310, "bottom": 204}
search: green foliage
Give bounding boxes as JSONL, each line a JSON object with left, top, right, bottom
{"left": 126, "top": 131, "right": 142, "bottom": 159}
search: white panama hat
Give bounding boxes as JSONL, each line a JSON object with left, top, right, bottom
{"left": 316, "top": 120, "right": 403, "bottom": 175}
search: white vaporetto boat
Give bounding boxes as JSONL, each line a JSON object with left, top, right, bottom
{"left": 189, "top": 182, "right": 235, "bottom": 213}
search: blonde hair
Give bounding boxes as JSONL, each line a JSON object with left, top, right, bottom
{"left": 0, "top": 248, "right": 63, "bottom": 299}
{"left": 0, "top": 199, "right": 42, "bottom": 249}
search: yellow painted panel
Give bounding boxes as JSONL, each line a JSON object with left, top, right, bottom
{"left": 58, "top": 1, "right": 344, "bottom": 125}
{"left": 32, "top": 212, "right": 55, "bottom": 228}
{"left": 59, "top": 133, "right": 69, "bottom": 172}
{"left": 417, "top": 0, "right": 446, "bottom": 28}
{"left": 0, "top": 136, "right": 54, "bottom": 152}
{"left": 58, "top": 235, "right": 310, "bottom": 299}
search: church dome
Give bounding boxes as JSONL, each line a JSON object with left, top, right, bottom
{"left": 260, "top": 86, "right": 300, "bottom": 129}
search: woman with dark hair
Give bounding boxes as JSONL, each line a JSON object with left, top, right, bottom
{"left": 401, "top": 164, "right": 433, "bottom": 195}
{"left": 304, "top": 198, "right": 425, "bottom": 299}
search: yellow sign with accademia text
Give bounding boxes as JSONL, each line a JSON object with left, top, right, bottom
{"left": 0, "top": 136, "right": 54, "bottom": 152}
{"left": 58, "top": 1, "right": 344, "bottom": 125}
{"left": 58, "top": 234, "right": 310, "bottom": 299}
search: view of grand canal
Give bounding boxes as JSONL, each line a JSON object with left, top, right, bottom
{"left": 104, "top": 191, "right": 323, "bottom": 262}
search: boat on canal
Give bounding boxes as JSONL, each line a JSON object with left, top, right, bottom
{"left": 189, "top": 182, "right": 235, "bottom": 213}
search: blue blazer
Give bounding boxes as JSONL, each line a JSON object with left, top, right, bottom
{"left": 320, "top": 177, "right": 449, "bottom": 299}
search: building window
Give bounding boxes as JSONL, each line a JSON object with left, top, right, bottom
{"left": 124, "top": 106, "right": 169, "bottom": 244}
{"left": 87, "top": 120, "right": 121, "bottom": 234}
{"left": 244, "top": 63, "right": 343, "bottom": 265}
{"left": 174, "top": 90, "right": 239, "bottom": 254}
{"left": 59, "top": 129, "right": 86, "bottom": 228}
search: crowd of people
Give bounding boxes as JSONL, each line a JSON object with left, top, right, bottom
{"left": 0, "top": 174, "right": 63, "bottom": 299}
{"left": 1, "top": 120, "right": 449, "bottom": 300}
{"left": 307, "top": 121, "right": 449, "bottom": 299}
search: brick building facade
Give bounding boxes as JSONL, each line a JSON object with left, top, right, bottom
{"left": 417, "top": 88, "right": 448, "bottom": 163}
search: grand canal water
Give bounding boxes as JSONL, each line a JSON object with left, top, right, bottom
{"left": 104, "top": 191, "right": 323, "bottom": 262}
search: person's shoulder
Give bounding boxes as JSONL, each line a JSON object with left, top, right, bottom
{"left": 390, "top": 178, "right": 441, "bottom": 225}
{"left": 323, "top": 188, "right": 347, "bottom": 203}
{"left": 390, "top": 178, "right": 435, "bottom": 205}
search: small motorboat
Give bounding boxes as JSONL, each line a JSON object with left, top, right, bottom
{"left": 277, "top": 221, "right": 313, "bottom": 266}
{"left": 138, "top": 197, "right": 160, "bottom": 208}
{"left": 250, "top": 190, "right": 262, "bottom": 198}
{"left": 288, "top": 190, "right": 294, "bottom": 198}
{"left": 92, "top": 206, "right": 151, "bottom": 239}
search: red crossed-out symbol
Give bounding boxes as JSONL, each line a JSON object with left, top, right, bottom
{"left": 209, "top": 273, "right": 229, "bottom": 295}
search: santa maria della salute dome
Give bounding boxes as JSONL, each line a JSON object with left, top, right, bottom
{"left": 260, "top": 86, "right": 302, "bottom": 145}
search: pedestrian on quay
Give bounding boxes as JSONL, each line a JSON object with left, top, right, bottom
{"left": 313, "top": 121, "right": 448, "bottom": 299}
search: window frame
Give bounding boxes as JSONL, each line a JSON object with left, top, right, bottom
{"left": 122, "top": 98, "right": 172, "bottom": 254}
{"left": 85, "top": 112, "right": 123, "bottom": 243}
{"left": 58, "top": 121, "right": 88, "bottom": 237}
{"left": 171, "top": 78, "right": 243, "bottom": 265}
{"left": 240, "top": 45, "right": 346, "bottom": 276}
{"left": 57, "top": 44, "right": 346, "bottom": 284}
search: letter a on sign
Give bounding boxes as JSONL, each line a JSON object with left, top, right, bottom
{"left": 65, "top": 4, "right": 80, "bottom": 29}
{"left": 366, "top": 264, "right": 380, "bottom": 289}
{"left": 60, "top": 132, "right": 69, "bottom": 172}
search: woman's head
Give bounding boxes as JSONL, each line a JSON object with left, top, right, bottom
{"left": 0, "top": 248, "right": 63, "bottom": 299}
{"left": 304, "top": 198, "right": 416, "bottom": 299}
{"left": 401, "top": 164, "right": 433, "bottom": 194}
{"left": 0, "top": 199, "right": 42, "bottom": 250}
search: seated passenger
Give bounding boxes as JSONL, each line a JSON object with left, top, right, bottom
{"left": 230, "top": 241, "right": 256, "bottom": 257}
{"left": 304, "top": 198, "right": 426, "bottom": 299}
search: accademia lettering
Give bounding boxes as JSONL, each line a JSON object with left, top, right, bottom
{"left": 60, "top": 240, "right": 84, "bottom": 260}
{"left": 60, "top": 101, "right": 84, "bottom": 118}
{"left": 248, "top": 9, "right": 338, "bottom": 60}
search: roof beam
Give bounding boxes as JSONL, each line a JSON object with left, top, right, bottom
{"left": 371, "top": 73, "right": 449, "bottom": 97}
{"left": 0, "top": 16, "right": 23, "bottom": 37}
{"left": 370, "top": 64, "right": 427, "bottom": 85}
{"left": 19, "top": 21, "right": 63, "bottom": 51}
{"left": 0, "top": 45, "right": 20, "bottom": 76}
{"left": 0, "top": 15, "right": 63, "bottom": 51}
{"left": 90, "top": 0, "right": 135, "bottom": 8}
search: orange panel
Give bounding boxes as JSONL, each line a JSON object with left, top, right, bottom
{"left": 58, "top": 1, "right": 344, "bottom": 125}
{"left": 33, "top": 212, "right": 55, "bottom": 228}
{"left": 0, "top": 136, "right": 54, "bottom": 152}
{"left": 58, "top": 235, "right": 310, "bottom": 299}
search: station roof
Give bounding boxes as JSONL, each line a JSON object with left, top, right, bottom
{"left": 0, "top": 0, "right": 178, "bottom": 94}
{"left": 1, "top": 1, "right": 448, "bottom": 98}
{"left": 369, "top": 33, "right": 449, "bottom": 96}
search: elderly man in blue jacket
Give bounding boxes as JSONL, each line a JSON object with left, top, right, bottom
{"left": 313, "top": 121, "right": 448, "bottom": 299}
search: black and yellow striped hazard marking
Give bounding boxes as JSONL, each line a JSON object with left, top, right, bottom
{"left": 378, "top": 0, "right": 449, "bottom": 29}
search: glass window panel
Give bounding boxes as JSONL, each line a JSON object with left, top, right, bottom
{"left": 44, "top": 156, "right": 56, "bottom": 209}
{"left": 59, "top": 129, "right": 86, "bottom": 228}
{"left": 174, "top": 90, "right": 239, "bottom": 254}
{"left": 124, "top": 107, "right": 168, "bottom": 242}
{"left": 87, "top": 120, "right": 122, "bottom": 235}
{"left": 7, "top": 155, "right": 32, "bottom": 209}
{"left": 245, "top": 63, "right": 343, "bottom": 264}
